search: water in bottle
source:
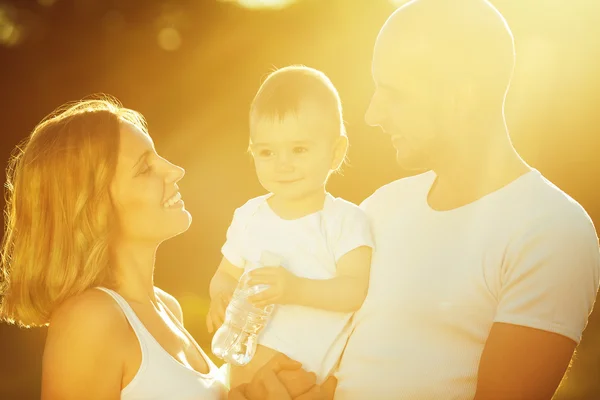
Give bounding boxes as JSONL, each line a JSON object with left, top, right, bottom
{"left": 211, "top": 251, "right": 282, "bottom": 366}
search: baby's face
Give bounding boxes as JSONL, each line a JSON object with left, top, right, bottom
{"left": 249, "top": 104, "right": 341, "bottom": 201}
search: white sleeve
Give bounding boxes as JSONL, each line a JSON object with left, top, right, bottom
{"left": 358, "top": 193, "right": 373, "bottom": 214}
{"left": 494, "top": 212, "right": 600, "bottom": 344}
{"left": 332, "top": 205, "right": 374, "bottom": 262}
{"left": 220, "top": 206, "right": 247, "bottom": 269}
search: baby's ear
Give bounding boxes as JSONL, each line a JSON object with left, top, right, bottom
{"left": 331, "top": 135, "right": 349, "bottom": 172}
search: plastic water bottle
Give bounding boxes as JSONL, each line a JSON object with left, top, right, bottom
{"left": 211, "top": 252, "right": 282, "bottom": 366}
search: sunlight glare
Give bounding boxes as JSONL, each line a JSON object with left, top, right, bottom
{"left": 219, "top": 0, "right": 298, "bottom": 10}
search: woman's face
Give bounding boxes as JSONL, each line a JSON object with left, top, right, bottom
{"left": 110, "top": 120, "right": 191, "bottom": 244}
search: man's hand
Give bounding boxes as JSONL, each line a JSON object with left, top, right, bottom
{"left": 206, "top": 290, "right": 233, "bottom": 333}
{"left": 247, "top": 267, "right": 301, "bottom": 308}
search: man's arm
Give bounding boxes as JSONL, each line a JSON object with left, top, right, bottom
{"left": 476, "top": 209, "right": 600, "bottom": 400}
{"left": 474, "top": 323, "right": 576, "bottom": 400}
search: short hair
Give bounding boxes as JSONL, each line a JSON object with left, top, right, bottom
{"left": 0, "top": 96, "right": 146, "bottom": 327}
{"left": 250, "top": 65, "right": 346, "bottom": 137}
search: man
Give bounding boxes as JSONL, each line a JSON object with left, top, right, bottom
{"left": 334, "top": 1, "right": 600, "bottom": 399}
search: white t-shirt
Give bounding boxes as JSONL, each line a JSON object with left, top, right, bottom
{"left": 221, "top": 193, "right": 373, "bottom": 380}
{"left": 335, "top": 170, "right": 600, "bottom": 400}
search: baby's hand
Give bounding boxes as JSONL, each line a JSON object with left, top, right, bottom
{"left": 247, "top": 267, "right": 301, "bottom": 308}
{"left": 206, "top": 290, "right": 233, "bottom": 333}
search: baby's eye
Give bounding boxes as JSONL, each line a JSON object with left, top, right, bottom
{"left": 259, "top": 149, "right": 274, "bottom": 157}
{"left": 293, "top": 147, "right": 308, "bottom": 154}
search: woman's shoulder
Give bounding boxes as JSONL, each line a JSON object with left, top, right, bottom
{"left": 48, "top": 288, "right": 130, "bottom": 340}
{"left": 43, "top": 289, "right": 132, "bottom": 395}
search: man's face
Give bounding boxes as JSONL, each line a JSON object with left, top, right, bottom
{"left": 365, "top": 25, "right": 465, "bottom": 171}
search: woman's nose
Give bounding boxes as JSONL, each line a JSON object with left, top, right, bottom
{"left": 165, "top": 161, "right": 185, "bottom": 183}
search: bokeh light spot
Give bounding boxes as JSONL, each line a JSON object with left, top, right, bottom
{"left": 179, "top": 292, "right": 211, "bottom": 321}
{"left": 157, "top": 27, "right": 182, "bottom": 51}
{"left": 220, "top": 0, "right": 298, "bottom": 10}
{"left": 0, "top": 7, "right": 23, "bottom": 47}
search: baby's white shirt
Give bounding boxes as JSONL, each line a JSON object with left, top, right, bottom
{"left": 221, "top": 193, "right": 373, "bottom": 380}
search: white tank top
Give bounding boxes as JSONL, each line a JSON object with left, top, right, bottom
{"left": 96, "top": 287, "right": 228, "bottom": 400}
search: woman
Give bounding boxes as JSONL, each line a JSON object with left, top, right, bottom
{"left": 0, "top": 97, "right": 334, "bottom": 399}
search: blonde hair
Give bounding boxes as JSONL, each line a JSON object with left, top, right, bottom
{"left": 250, "top": 65, "right": 347, "bottom": 139}
{"left": 0, "top": 96, "right": 147, "bottom": 327}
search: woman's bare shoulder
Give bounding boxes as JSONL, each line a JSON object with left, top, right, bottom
{"left": 48, "top": 288, "right": 130, "bottom": 341}
{"left": 42, "top": 289, "right": 130, "bottom": 397}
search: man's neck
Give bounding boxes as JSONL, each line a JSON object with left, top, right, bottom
{"left": 428, "top": 133, "right": 530, "bottom": 211}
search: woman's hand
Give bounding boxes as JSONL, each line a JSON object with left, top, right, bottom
{"left": 229, "top": 370, "right": 292, "bottom": 400}
{"left": 206, "top": 290, "right": 232, "bottom": 333}
{"left": 228, "top": 354, "right": 337, "bottom": 400}
{"left": 247, "top": 267, "right": 301, "bottom": 308}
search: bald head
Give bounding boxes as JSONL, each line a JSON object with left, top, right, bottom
{"left": 365, "top": 0, "right": 517, "bottom": 170}
{"left": 374, "top": 0, "right": 515, "bottom": 95}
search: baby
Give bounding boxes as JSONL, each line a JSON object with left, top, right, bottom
{"left": 208, "top": 65, "right": 373, "bottom": 387}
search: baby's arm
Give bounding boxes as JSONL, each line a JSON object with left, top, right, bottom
{"left": 210, "top": 256, "right": 243, "bottom": 299}
{"left": 248, "top": 245, "right": 371, "bottom": 313}
{"left": 206, "top": 257, "right": 244, "bottom": 333}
